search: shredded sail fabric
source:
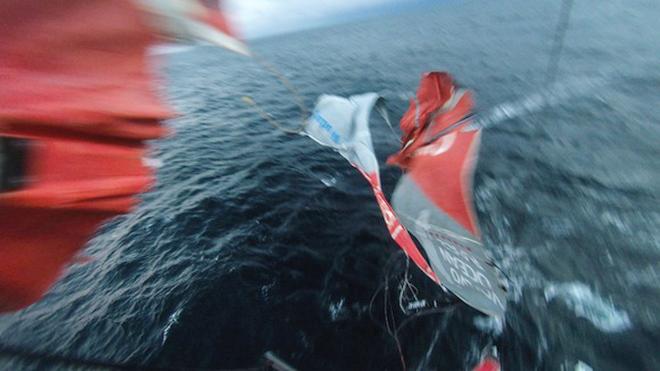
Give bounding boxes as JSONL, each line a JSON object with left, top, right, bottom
{"left": 304, "top": 94, "right": 438, "bottom": 283}
{"left": 0, "top": 0, "right": 245, "bottom": 312}
{"left": 305, "top": 74, "right": 506, "bottom": 317}
{"left": 390, "top": 72, "right": 506, "bottom": 317}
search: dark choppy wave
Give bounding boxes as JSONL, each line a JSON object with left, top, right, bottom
{"left": 1, "top": 0, "right": 658, "bottom": 370}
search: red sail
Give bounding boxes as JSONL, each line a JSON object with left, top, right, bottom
{"left": 389, "top": 72, "right": 473, "bottom": 169}
{"left": 0, "top": 0, "right": 240, "bottom": 312}
{"left": 389, "top": 72, "right": 505, "bottom": 317}
{"left": 389, "top": 72, "right": 480, "bottom": 235}
{"left": 405, "top": 129, "right": 481, "bottom": 236}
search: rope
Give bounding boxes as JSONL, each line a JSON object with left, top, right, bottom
{"left": 241, "top": 96, "right": 305, "bottom": 135}
{"left": 367, "top": 252, "right": 464, "bottom": 371}
{"left": 242, "top": 53, "right": 309, "bottom": 135}
{"left": 545, "top": 0, "right": 575, "bottom": 85}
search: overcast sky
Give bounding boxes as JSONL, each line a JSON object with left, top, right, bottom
{"left": 226, "top": 0, "right": 412, "bottom": 38}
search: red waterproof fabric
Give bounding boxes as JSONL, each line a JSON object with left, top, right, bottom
{"left": 0, "top": 0, "right": 173, "bottom": 129}
{"left": 0, "top": 0, "right": 168, "bottom": 312}
{"left": 0, "top": 0, "right": 241, "bottom": 312}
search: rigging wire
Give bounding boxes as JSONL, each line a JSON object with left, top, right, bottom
{"left": 241, "top": 53, "right": 309, "bottom": 135}
{"left": 242, "top": 54, "right": 398, "bottom": 139}
{"left": 368, "top": 251, "right": 463, "bottom": 371}
{"left": 545, "top": 0, "right": 575, "bottom": 85}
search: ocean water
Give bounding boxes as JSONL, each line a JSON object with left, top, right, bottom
{"left": 1, "top": 0, "right": 658, "bottom": 370}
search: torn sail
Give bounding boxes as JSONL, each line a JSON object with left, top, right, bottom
{"left": 390, "top": 72, "right": 506, "bottom": 317}
{"left": 304, "top": 74, "right": 506, "bottom": 317}
{"left": 305, "top": 94, "right": 438, "bottom": 283}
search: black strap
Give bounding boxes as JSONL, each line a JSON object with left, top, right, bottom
{"left": 0, "top": 137, "right": 28, "bottom": 192}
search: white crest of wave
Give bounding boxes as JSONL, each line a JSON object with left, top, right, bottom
{"left": 162, "top": 307, "right": 184, "bottom": 345}
{"left": 545, "top": 282, "right": 632, "bottom": 333}
{"left": 473, "top": 77, "right": 608, "bottom": 129}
